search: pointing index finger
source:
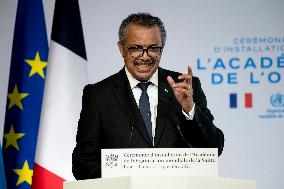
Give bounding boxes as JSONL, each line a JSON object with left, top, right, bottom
{"left": 188, "top": 66, "right": 193, "bottom": 76}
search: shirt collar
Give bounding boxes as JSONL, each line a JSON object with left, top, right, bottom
{"left": 125, "top": 66, "right": 158, "bottom": 89}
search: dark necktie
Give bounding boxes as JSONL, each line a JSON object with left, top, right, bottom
{"left": 137, "top": 82, "right": 152, "bottom": 141}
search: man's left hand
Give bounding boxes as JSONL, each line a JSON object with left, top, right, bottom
{"left": 167, "top": 66, "right": 194, "bottom": 113}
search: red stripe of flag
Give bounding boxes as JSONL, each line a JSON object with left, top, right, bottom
{"left": 31, "top": 163, "right": 65, "bottom": 189}
{"left": 245, "top": 93, "right": 253, "bottom": 108}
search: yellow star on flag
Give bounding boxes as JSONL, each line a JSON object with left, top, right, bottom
{"left": 25, "top": 51, "right": 48, "bottom": 78}
{"left": 13, "top": 160, "right": 33, "bottom": 186}
{"left": 3, "top": 125, "right": 25, "bottom": 150}
{"left": 7, "top": 85, "right": 29, "bottom": 110}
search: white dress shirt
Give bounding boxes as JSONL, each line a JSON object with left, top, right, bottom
{"left": 125, "top": 67, "right": 195, "bottom": 145}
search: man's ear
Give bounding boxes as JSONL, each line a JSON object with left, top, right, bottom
{"left": 117, "top": 41, "right": 124, "bottom": 56}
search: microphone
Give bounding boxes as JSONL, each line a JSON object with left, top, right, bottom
{"left": 123, "top": 125, "right": 134, "bottom": 148}
{"left": 170, "top": 115, "right": 193, "bottom": 148}
{"left": 123, "top": 117, "right": 138, "bottom": 148}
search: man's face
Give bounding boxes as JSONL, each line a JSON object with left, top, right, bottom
{"left": 118, "top": 24, "right": 163, "bottom": 81}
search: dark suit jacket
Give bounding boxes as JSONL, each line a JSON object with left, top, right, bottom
{"left": 72, "top": 67, "right": 224, "bottom": 179}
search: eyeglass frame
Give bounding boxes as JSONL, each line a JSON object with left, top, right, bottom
{"left": 127, "top": 46, "right": 163, "bottom": 58}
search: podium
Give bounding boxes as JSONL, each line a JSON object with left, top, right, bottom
{"left": 64, "top": 176, "right": 256, "bottom": 189}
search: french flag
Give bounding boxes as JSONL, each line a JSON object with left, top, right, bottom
{"left": 230, "top": 93, "right": 253, "bottom": 108}
{"left": 32, "top": 0, "right": 88, "bottom": 188}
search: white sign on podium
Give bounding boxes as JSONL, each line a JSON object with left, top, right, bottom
{"left": 101, "top": 148, "right": 218, "bottom": 178}
{"left": 64, "top": 176, "right": 256, "bottom": 189}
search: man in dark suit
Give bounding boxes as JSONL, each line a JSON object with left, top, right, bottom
{"left": 72, "top": 13, "right": 224, "bottom": 179}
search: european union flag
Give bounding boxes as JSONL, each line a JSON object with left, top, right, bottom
{"left": 2, "top": 0, "right": 48, "bottom": 188}
{"left": 0, "top": 143, "right": 7, "bottom": 189}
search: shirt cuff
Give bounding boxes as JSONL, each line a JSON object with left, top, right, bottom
{"left": 182, "top": 103, "right": 195, "bottom": 120}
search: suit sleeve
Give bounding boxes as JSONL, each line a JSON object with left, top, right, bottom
{"left": 72, "top": 85, "right": 101, "bottom": 179}
{"left": 179, "top": 77, "right": 224, "bottom": 156}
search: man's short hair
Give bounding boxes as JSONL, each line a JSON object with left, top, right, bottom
{"left": 118, "top": 12, "right": 167, "bottom": 47}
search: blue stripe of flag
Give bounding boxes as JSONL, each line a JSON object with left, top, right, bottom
{"left": 230, "top": 93, "right": 237, "bottom": 108}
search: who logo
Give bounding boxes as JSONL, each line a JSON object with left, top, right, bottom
{"left": 270, "top": 93, "right": 284, "bottom": 107}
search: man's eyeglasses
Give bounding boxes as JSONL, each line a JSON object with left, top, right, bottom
{"left": 128, "top": 46, "right": 163, "bottom": 58}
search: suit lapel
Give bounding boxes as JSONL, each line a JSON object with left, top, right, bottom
{"left": 155, "top": 68, "right": 175, "bottom": 145}
{"left": 113, "top": 68, "right": 153, "bottom": 146}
